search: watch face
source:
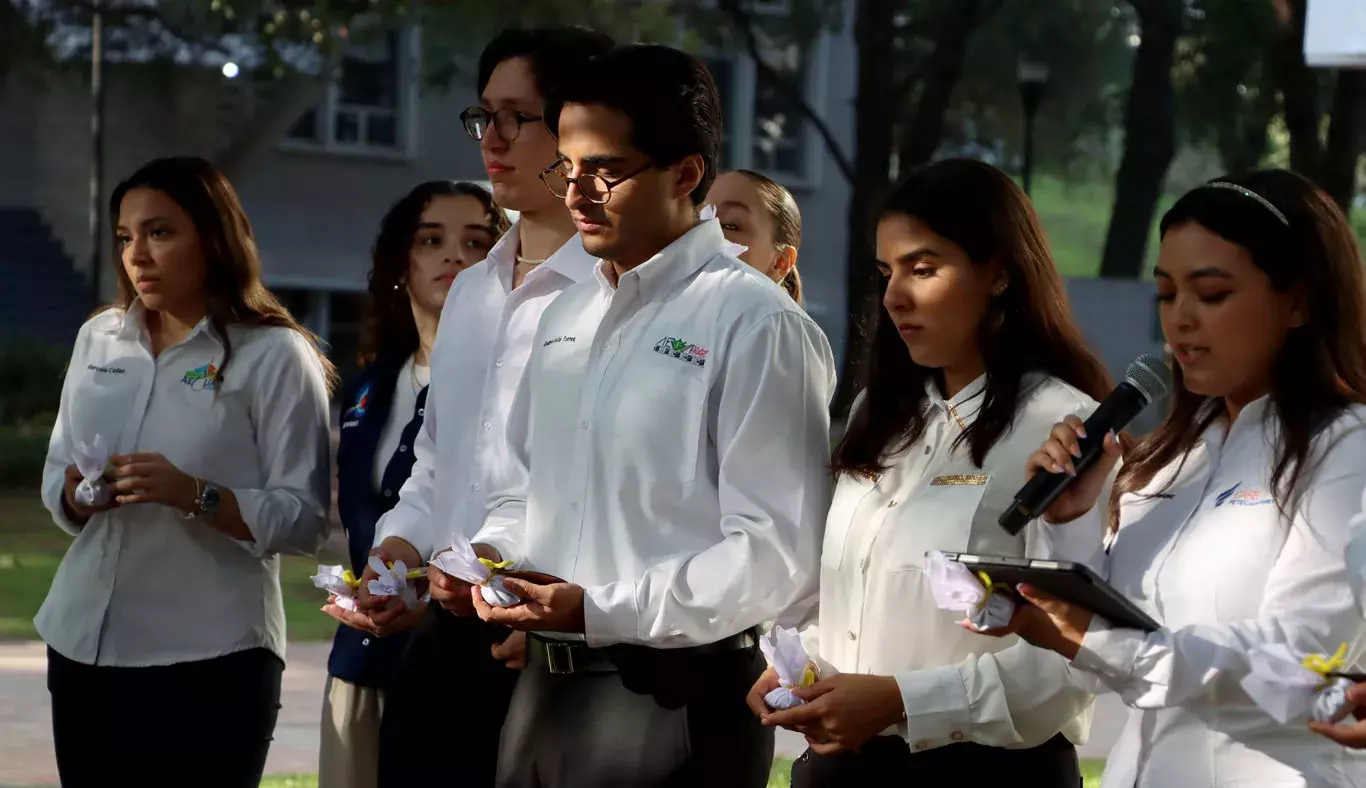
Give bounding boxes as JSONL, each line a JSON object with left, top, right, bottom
{"left": 202, "top": 485, "right": 222, "bottom": 513}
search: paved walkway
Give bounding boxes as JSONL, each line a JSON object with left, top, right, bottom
{"left": 0, "top": 641, "right": 1125, "bottom": 784}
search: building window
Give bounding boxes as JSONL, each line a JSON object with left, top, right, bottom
{"left": 286, "top": 28, "right": 415, "bottom": 155}
{"left": 702, "top": 28, "right": 827, "bottom": 187}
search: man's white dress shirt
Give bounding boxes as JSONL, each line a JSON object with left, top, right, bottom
{"left": 814, "top": 374, "right": 1100, "bottom": 753}
{"left": 375, "top": 224, "right": 598, "bottom": 559}
{"left": 37, "top": 302, "right": 332, "bottom": 666}
{"left": 1066, "top": 398, "right": 1366, "bottom": 787}
{"left": 475, "top": 219, "right": 836, "bottom": 648}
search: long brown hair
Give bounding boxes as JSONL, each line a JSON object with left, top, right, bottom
{"left": 833, "top": 158, "right": 1113, "bottom": 476}
{"left": 108, "top": 156, "right": 337, "bottom": 391}
{"left": 731, "top": 169, "right": 804, "bottom": 303}
{"left": 361, "top": 181, "right": 510, "bottom": 364}
{"left": 1111, "top": 170, "right": 1366, "bottom": 520}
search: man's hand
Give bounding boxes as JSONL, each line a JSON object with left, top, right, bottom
{"left": 322, "top": 598, "right": 427, "bottom": 638}
{"left": 428, "top": 542, "right": 503, "bottom": 617}
{"left": 470, "top": 577, "right": 586, "bottom": 633}
{"left": 356, "top": 538, "right": 423, "bottom": 613}
{"left": 490, "top": 631, "right": 527, "bottom": 669}
{"left": 746, "top": 666, "right": 783, "bottom": 720}
{"left": 761, "top": 673, "right": 906, "bottom": 756}
{"left": 1310, "top": 683, "right": 1366, "bottom": 748}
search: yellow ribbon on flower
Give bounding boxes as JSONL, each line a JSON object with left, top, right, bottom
{"left": 341, "top": 562, "right": 424, "bottom": 589}
{"left": 799, "top": 666, "right": 817, "bottom": 688}
{"left": 476, "top": 557, "right": 515, "bottom": 587}
{"left": 1302, "top": 642, "right": 1349, "bottom": 683}
{"left": 974, "top": 570, "right": 1011, "bottom": 611}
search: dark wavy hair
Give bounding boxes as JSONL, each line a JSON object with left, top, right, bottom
{"left": 361, "top": 181, "right": 510, "bottom": 363}
{"left": 108, "top": 156, "right": 337, "bottom": 391}
{"left": 832, "top": 158, "right": 1113, "bottom": 477}
{"left": 1111, "top": 170, "right": 1366, "bottom": 522}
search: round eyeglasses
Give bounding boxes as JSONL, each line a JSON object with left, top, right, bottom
{"left": 539, "top": 161, "right": 656, "bottom": 205}
{"left": 460, "top": 107, "right": 543, "bottom": 142}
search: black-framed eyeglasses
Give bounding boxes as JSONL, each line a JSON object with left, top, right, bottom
{"left": 540, "top": 160, "right": 656, "bottom": 205}
{"left": 460, "top": 106, "right": 543, "bottom": 142}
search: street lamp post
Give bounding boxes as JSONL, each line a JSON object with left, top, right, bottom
{"left": 89, "top": 0, "right": 105, "bottom": 308}
{"left": 1017, "top": 58, "right": 1049, "bottom": 197}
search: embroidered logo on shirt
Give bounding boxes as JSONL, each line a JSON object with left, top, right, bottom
{"left": 181, "top": 363, "right": 219, "bottom": 391}
{"left": 652, "top": 336, "right": 709, "bottom": 367}
{"left": 342, "top": 383, "right": 371, "bottom": 428}
{"left": 1214, "top": 482, "right": 1273, "bottom": 508}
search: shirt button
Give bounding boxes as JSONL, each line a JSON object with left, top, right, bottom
{"left": 846, "top": 630, "right": 857, "bottom": 641}
{"left": 570, "top": 502, "right": 579, "bottom": 511}
{"left": 383, "top": 489, "right": 393, "bottom": 498}
{"left": 398, "top": 444, "right": 408, "bottom": 453}
{"left": 579, "top": 421, "right": 589, "bottom": 430}
{"left": 950, "top": 731, "right": 964, "bottom": 742}
{"left": 483, "top": 421, "right": 492, "bottom": 431}
{"left": 914, "top": 740, "right": 929, "bottom": 751}
{"left": 924, "top": 445, "right": 931, "bottom": 455}
{"left": 418, "top": 408, "right": 425, "bottom": 417}
{"left": 495, "top": 360, "right": 504, "bottom": 367}
{"left": 362, "top": 638, "right": 371, "bottom": 646}
{"left": 472, "top": 483, "right": 482, "bottom": 492}
{"left": 887, "top": 500, "right": 898, "bottom": 508}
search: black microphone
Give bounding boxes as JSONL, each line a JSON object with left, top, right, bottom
{"left": 998, "top": 354, "right": 1172, "bottom": 536}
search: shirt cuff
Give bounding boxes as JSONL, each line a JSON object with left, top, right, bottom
{"left": 228, "top": 488, "right": 273, "bottom": 559}
{"left": 893, "top": 665, "right": 973, "bottom": 751}
{"left": 375, "top": 511, "right": 437, "bottom": 562}
{"left": 1071, "top": 614, "right": 1145, "bottom": 685}
{"left": 582, "top": 580, "right": 639, "bottom": 647}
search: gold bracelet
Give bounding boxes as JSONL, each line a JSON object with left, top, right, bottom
{"left": 183, "top": 477, "right": 204, "bottom": 519}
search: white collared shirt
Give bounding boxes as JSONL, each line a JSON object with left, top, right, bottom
{"left": 374, "top": 224, "right": 598, "bottom": 559}
{"left": 1067, "top": 399, "right": 1366, "bottom": 787}
{"left": 814, "top": 374, "right": 1100, "bottom": 753}
{"left": 36, "top": 303, "right": 332, "bottom": 666}
{"left": 474, "top": 219, "right": 836, "bottom": 648}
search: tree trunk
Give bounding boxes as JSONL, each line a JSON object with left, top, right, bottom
{"left": 831, "top": 0, "right": 896, "bottom": 418}
{"left": 215, "top": 72, "right": 330, "bottom": 180}
{"left": 1098, "top": 0, "right": 1181, "bottom": 279}
{"left": 1273, "top": 0, "right": 1323, "bottom": 179}
{"left": 1321, "top": 69, "right": 1366, "bottom": 212}
{"left": 896, "top": 0, "right": 1004, "bottom": 169}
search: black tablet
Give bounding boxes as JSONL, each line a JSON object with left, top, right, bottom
{"left": 936, "top": 551, "right": 1161, "bottom": 632}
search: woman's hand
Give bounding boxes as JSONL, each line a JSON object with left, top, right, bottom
{"left": 323, "top": 597, "right": 427, "bottom": 638}
{"left": 61, "top": 463, "right": 119, "bottom": 523}
{"left": 968, "top": 584, "right": 1093, "bottom": 661}
{"left": 108, "top": 453, "right": 198, "bottom": 511}
{"left": 760, "top": 673, "right": 905, "bottom": 755}
{"left": 1024, "top": 415, "right": 1121, "bottom": 524}
{"left": 746, "top": 666, "right": 783, "bottom": 720}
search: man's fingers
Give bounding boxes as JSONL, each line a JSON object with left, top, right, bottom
{"left": 370, "top": 601, "right": 407, "bottom": 626}
{"left": 808, "top": 739, "right": 845, "bottom": 756}
{"left": 1309, "top": 720, "right": 1366, "bottom": 748}
{"left": 763, "top": 702, "right": 820, "bottom": 729}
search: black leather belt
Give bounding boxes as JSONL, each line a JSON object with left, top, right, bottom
{"left": 528, "top": 631, "right": 757, "bottom": 675}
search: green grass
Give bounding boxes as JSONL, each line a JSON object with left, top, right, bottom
{"left": 258, "top": 756, "right": 1107, "bottom": 787}
{"left": 0, "top": 491, "right": 343, "bottom": 641}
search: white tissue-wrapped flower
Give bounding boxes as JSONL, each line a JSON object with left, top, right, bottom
{"left": 1242, "top": 643, "right": 1357, "bottom": 725}
{"left": 925, "top": 549, "right": 1016, "bottom": 630}
{"left": 312, "top": 564, "right": 358, "bottom": 610}
{"left": 429, "top": 533, "right": 521, "bottom": 608}
{"left": 760, "top": 626, "right": 815, "bottom": 710}
{"left": 72, "top": 434, "right": 111, "bottom": 507}
{"left": 366, "top": 555, "right": 419, "bottom": 608}
{"left": 1314, "top": 677, "right": 1356, "bottom": 724}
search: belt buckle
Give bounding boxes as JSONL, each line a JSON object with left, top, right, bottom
{"left": 544, "top": 641, "right": 575, "bottom": 675}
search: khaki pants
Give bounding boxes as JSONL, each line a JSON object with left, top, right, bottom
{"left": 319, "top": 675, "right": 385, "bottom": 788}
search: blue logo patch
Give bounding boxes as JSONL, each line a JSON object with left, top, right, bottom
{"left": 343, "top": 383, "right": 371, "bottom": 425}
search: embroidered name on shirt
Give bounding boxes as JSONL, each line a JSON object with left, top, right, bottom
{"left": 181, "top": 363, "right": 219, "bottom": 391}
{"left": 1214, "top": 481, "right": 1272, "bottom": 507}
{"left": 929, "top": 474, "right": 988, "bottom": 486}
{"left": 87, "top": 363, "right": 126, "bottom": 374}
{"left": 653, "top": 336, "right": 709, "bottom": 367}
{"left": 542, "top": 335, "right": 576, "bottom": 347}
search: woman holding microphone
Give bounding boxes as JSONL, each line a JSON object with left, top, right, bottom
{"left": 1001, "top": 170, "right": 1366, "bottom": 787}
{"left": 749, "top": 158, "right": 1113, "bottom": 784}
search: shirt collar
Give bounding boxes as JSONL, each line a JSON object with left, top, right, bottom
{"left": 485, "top": 221, "right": 599, "bottom": 291}
{"left": 112, "top": 299, "right": 223, "bottom": 348}
{"left": 593, "top": 219, "right": 728, "bottom": 301}
{"left": 924, "top": 372, "right": 989, "bottom": 429}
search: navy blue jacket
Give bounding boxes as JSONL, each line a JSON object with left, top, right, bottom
{"left": 327, "top": 354, "right": 429, "bottom": 687}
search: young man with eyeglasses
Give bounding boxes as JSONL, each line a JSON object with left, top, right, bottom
{"left": 455, "top": 44, "right": 836, "bottom": 787}
{"left": 332, "top": 25, "right": 613, "bottom": 788}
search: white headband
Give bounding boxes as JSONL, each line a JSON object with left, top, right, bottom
{"left": 1201, "top": 181, "right": 1290, "bottom": 226}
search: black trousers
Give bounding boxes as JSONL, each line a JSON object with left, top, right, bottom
{"left": 377, "top": 605, "right": 521, "bottom": 788}
{"left": 47, "top": 645, "right": 283, "bottom": 788}
{"left": 496, "top": 636, "right": 774, "bottom": 788}
{"left": 791, "top": 731, "right": 1081, "bottom": 787}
